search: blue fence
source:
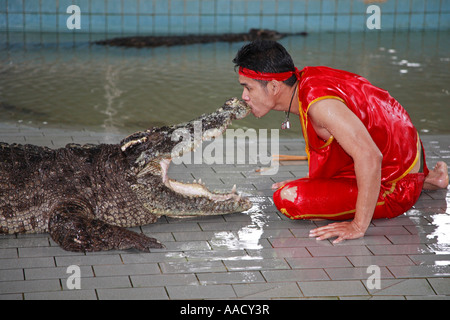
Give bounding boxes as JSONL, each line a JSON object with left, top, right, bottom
{"left": 1, "top": 0, "right": 449, "bottom": 34}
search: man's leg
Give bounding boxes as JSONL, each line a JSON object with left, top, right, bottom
{"left": 273, "top": 178, "right": 361, "bottom": 221}
{"left": 416, "top": 142, "right": 448, "bottom": 190}
{"left": 273, "top": 173, "right": 427, "bottom": 221}
{"left": 423, "top": 161, "right": 449, "bottom": 190}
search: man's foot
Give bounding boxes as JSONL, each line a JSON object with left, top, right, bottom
{"left": 423, "top": 161, "right": 449, "bottom": 190}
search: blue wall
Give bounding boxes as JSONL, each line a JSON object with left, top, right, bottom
{"left": 1, "top": 0, "right": 449, "bottom": 34}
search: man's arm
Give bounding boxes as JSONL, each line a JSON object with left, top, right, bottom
{"left": 307, "top": 99, "right": 383, "bottom": 243}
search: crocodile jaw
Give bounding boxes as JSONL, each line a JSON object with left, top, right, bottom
{"left": 163, "top": 98, "right": 252, "bottom": 215}
{"left": 133, "top": 98, "right": 253, "bottom": 216}
{"left": 159, "top": 158, "right": 244, "bottom": 203}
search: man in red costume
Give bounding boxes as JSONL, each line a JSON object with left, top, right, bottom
{"left": 233, "top": 40, "right": 448, "bottom": 243}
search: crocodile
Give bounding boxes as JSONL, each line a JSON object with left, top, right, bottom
{"left": 0, "top": 98, "right": 252, "bottom": 252}
{"left": 94, "top": 28, "right": 307, "bottom": 48}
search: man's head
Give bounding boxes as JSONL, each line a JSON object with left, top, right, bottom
{"left": 233, "top": 40, "right": 297, "bottom": 117}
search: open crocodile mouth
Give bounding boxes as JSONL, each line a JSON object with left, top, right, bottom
{"left": 125, "top": 98, "right": 253, "bottom": 212}
{"left": 158, "top": 98, "right": 251, "bottom": 205}
{"left": 159, "top": 121, "right": 245, "bottom": 203}
{"left": 159, "top": 157, "right": 243, "bottom": 202}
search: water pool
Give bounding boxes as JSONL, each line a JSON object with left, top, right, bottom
{"left": 0, "top": 30, "right": 449, "bottom": 138}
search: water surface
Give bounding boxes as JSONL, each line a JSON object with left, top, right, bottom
{"left": 0, "top": 31, "right": 449, "bottom": 137}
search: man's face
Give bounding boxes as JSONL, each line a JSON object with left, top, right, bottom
{"left": 238, "top": 75, "right": 274, "bottom": 118}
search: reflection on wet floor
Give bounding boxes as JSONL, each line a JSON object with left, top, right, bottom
{"left": 426, "top": 214, "right": 450, "bottom": 256}
{"left": 210, "top": 197, "right": 273, "bottom": 251}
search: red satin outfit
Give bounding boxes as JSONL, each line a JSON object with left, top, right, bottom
{"left": 273, "top": 66, "right": 429, "bottom": 220}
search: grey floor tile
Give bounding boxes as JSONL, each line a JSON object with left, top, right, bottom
{"left": 367, "top": 244, "right": 435, "bottom": 255}
{"left": 246, "top": 247, "right": 311, "bottom": 259}
{"left": 307, "top": 245, "right": 373, "bottom": 257}
{"left": 262, "top": 269, "right": 329, "bottom": 282}
{"left": 0, "top": 269, "right": 24, "bottom": 281}
{"left": 270, "top": 237, "right": 333, "bottom": 248}
{"left": 298, "top": 280, "right": 368, "bottom": 297}
{"left": 25, "top": 289, "right": 98, "bottom": 300}
{"left": 0, "top": 237, "right": 50, "bottom": 249}
{"left": 364, "top": 226, "right": 411, "bottom": 236}
{"left": 160, "top": 261, "right": 227, "bottom": 274}
{"left": 55, "top": 254, "right": 123, "bottom": 267}
{"left": 347, "top": 255, "right": 415, "bottom": 267}
{"left": 408, "top": 253, "right": 450, "bottom": 266}
{"left": 120, "top": 252, "right": 187, "bottom": 264}
{"left": 166, "top": 284, "right": 236, "bottom": 299}
{"left": 172, "top": 231, "right": 217, "bottom": 241}
{"left": 388, "top": 265, "right": 450, "bottom": 278}
{"left": 97, "top": 287, "right": 168, "bottom": 300}
{"left": 24, "top": 265, "right": 93, "bottom": 280}
{"left": 232, "top": 282, "right": 303, "bottom": 299}
{"left": 61, "top": 276, "right": 132, "bottom": 290}
{"left": 365, "top": 279, "right": 436, "bottom": 296}
{"left": 163, "top": 240, "right": 212, "bottom": 251}
{"left": 0, "top": 293, "right": 23, "bottom": 300}
{"left": 0, "top": 257, "right": 55, "bottom": 269}
{"left": 197, "top": 271, "right": 265, "bottom": 285}
{"left": 325, "top": 266, "right": 394, "bottom": 280}
{"left": 0, "top": 248, "right": 18, "bottom": 259}
{"left": 428, "top": 277, "right": 450, "bottom": 295}
{"left": 183, "top": 249, "right": 250, "bottom": 262}
{"left": 131, "top": 274, "right": 198, "bottom": 287}
{"left": 224, "top": 258, "right": 290, "bottom": 271}
{"left": 18, "top": 246, "right": 79, "bottom": 258}
{"left": 0, "top": 279, "right": 61, "bottom": 295}
{"left": 287, "top": 256, "right": 352, "bottom": 269}
{"left": 93, "top": 263, "right": 160, "bottom": 277}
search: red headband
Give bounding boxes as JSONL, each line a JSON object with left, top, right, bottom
{"left": 239, "top": 66, "right": 301, "bottom": 81}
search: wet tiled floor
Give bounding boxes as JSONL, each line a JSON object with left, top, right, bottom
{"left": 0, "top": 124, "right": 449, "bottom": 300}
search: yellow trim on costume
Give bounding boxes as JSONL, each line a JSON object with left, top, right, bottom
{"left": 305, "top": 95, "right": 346, "bottom": 113}
{"left": 280, "top": 208, "right": 295, "bottom": 219}
{"left": 377, "top": 133, "right": 420, "bottom": 201}
{"left": 381, "top": 182, "right": 397, "bottom": 198}
{"left": 299, "top": 201, "right": 386, "bottom": 219}
{"left": 298, "top": 97, "right": 310, "bottom": 163}
{"left": 320, "top": 135, "right": 334, "bottom": 149}
{"left": 388, "top": 132, "right": 421, "bottom": 184}
{"left": 299, "top": 95, "right": 346, "bottom": 151}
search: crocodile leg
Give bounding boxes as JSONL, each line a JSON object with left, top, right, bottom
{"left": 48, "top": 200, "right": 164, "bottom": 252}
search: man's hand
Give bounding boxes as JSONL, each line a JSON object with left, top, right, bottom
{"left": 309, "top": 220, "right": 366, "bottom": 244}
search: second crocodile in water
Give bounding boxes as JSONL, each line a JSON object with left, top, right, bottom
{"left": 0, "top": 98, "right": 253, "bottom": 252}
